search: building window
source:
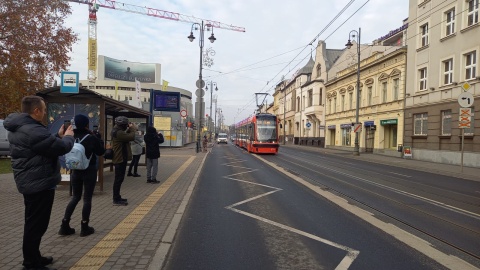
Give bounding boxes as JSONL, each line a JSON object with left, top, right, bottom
{"left": 342, "top": 127, "right": 351, "bottom": 146}
{"left": 393, "top": 78, "right": 399, "bottom": 100}
{"left": 334, "top": 97, "right": 337, "bottom": 113}
{"left": 420, "top": 23, "right": 429, "bottom": 47}
{"left": 349, "top": 92, "right": 353, "bottom": 110}
{"left": 445, "top": 8, "right": 455, "bottom": 36}
{"left": 382, "top": 82, "right": 387, "bottom": 103}
{"left": 368, "top": 86, "right": 372, "bottom": 106}
{"left": 297, "top": 97, "right": 300, "bottom": 112}
{"left": 419, "top": 68, "right": 428, "bottom": 90}
{"left": 443, "top": 58, "right": 454, "bottom": 85}
{"left": 465, "top": 107, "right": 475, "bottom": 135}
{"left": 468, "top": 0, "right": 479, "bottom": 26}
{"left": 414, "top": 113, "right": 428, "bottom": 135}
{"left": 465, "top": 51, "right": 477, "bottom": 80}
{"left": 341, "top": 94, "right": 345, "bottom": 111}
{"left": 308, "top": 90, "right": 313, "bottom": 107}
{"left": 329, "top": 99, "right": 332, "bottom": 114}
{"left": 319, "top": 88, "right": 323, "bottom": 105}
{"left": 316, "top": 64, "right": 321, "bottom": 78}
{"left": 441, "top": 110, "right": 452, "bottom": 135}
{"left": 358, "top": 89, "right": 362, "bottom": 107}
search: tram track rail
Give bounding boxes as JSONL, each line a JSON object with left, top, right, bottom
{"left": 263, "top": 151, "right": 480, "bottom": 264}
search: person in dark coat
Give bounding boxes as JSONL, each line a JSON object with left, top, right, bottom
{"left": 143, "top": 126, "right": 161, "bottom": 183}
{"left": 110, "top": 116, "right": 137, "bottom": 205}
{"left": 58, "top": 114, "right": 105, "bottom": 237}
{"left": 3, "top": 95, "right": 75, "bottom": 270}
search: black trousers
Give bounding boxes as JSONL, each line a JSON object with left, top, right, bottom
{"left": 22, "top": 189, "right": 55, "bottom": 268}
{"left": 128, "top": 154, "right": 141, "bottom": 174}
{"left": 113, "top": 161, "right": 127, "bottom": 201}
{"left": 63, "top": 168, "right": 97, "bottom": 221}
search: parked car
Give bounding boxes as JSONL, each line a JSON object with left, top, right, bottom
{"left": 0, "top": 119, "right": 10, "bottom": 156}
{"left": 217, "top": 133, "right": 228, "bottom": 144}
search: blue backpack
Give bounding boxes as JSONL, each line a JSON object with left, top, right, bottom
{"left": 65, "top": 135, "right": 92, "bottom": 170}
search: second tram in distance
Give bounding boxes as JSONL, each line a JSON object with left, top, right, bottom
{"left": 234, "top": 113, "right": 280, "bottom": 154}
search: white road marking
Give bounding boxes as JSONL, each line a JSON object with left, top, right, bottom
{"left": 389, "top": 172, "right": 412, "bottom": 178}
{"left": 255, "top": 155, "right": 479, "bottom": 270}
{"left": 222, "top": 157, "right": 360, "bottom": 269}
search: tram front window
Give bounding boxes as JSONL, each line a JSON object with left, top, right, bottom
{"left": 256, "top": 118, "right": 277, "bottom": 142}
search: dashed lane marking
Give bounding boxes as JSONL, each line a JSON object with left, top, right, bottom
{"left": 223, "top": 155, "right": 360, "bottom": 270}
{"left": 70, "top": 156, "right": 196, "bottom": 270}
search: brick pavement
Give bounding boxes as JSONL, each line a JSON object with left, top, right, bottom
{"left": 0, "top": 146, "right": 206, "bottom": 270}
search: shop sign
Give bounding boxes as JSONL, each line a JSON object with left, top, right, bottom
{"left": 380, "top": 119, "right": 398, "bottom": 125}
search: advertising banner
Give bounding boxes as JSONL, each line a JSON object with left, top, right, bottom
{"left": 104, "top": 56, "right": 156, "bottom": 83}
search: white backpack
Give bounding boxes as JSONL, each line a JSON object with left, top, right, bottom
{"left": 65, "top": 135, "right": 92, "bottom": 170}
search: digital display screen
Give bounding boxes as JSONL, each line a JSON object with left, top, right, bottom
{"left": 153, "top": 91, "right": 180, "bottom": 112}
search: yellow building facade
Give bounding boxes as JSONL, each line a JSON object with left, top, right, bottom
{"left": 325, "top": 47, "right": 407, "bottom": 156}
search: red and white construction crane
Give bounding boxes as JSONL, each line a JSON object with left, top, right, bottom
{"left": 64, "top": 0, "right": 245, "bottom": 83}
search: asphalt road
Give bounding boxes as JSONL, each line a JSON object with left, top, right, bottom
{"left": 163, "top": 143, "right": 480, "bottom": 270}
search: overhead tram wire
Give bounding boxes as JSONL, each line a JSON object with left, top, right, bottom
{"left": 234, "top": 0, "right": 360, "bottom": 120}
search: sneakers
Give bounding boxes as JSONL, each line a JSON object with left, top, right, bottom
{"left": 113, "top": 200, "right": 128, "bottom": 206}
{"left": 147, "top": 179, "right": 160, "bottom": 184}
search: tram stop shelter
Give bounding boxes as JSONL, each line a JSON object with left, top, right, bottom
{"left": 36, "top": 86, "right": 150, "bottom": 192}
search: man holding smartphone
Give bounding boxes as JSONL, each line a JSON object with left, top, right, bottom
{"left": 3, "top": 96, "right": 75, "bottom": 270}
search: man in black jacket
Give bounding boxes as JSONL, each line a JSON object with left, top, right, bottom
{"left": 3, "top": 96, "right": 75, "bottom": 270}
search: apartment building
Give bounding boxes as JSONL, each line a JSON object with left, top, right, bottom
{"left": 405, "top": 0, "right": 480, "bottom": 166}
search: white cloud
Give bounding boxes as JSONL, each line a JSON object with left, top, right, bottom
{"left": 63, "top": 0, "right": 408, "bottom": 125}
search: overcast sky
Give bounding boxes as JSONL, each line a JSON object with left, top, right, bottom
{"left": 62, "top": 0, "right": 408, "bottom": 125}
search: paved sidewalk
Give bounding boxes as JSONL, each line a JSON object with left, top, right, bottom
{"left": 282, "top": 144, "right": 480, "bottom": 182}
{"left": 0, "top": 146, "right": 206, "bottom": 270}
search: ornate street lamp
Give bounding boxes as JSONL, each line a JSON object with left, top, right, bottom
{"left": 188, "top": 21, "right": 216, "bottom": 152}
{"left": 346, "top": 28, "right": 361, "bottom": 156}
{"left": 205, "top": 81, "right": 218, "bottom": 138}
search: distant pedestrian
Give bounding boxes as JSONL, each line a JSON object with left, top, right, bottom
{"left": 203, "top": 135, "right": 208, "bottom": 152}
{"left": 3, "top": 95, "right": 75, "bottom": 270}
{"left": 128, "top": 130, "right": 144, "bottom": 177}
{"left": 58, "top": 114, "right": 105, "bottom": 237}
{"left": 143, "top": 126, "right": 161, "bottom": 184}
{"left": 111, "top": 116, "right": 137, "bottom": 206}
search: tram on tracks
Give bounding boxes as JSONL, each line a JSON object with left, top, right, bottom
{"left": 234, "top": 113, "right": 280, "bottom": 154}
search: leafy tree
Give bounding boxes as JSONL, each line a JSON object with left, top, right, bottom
{"left": 0, "top": 0, "right": 78, "bottom": 118}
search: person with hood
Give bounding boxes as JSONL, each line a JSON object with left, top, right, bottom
{"left": 3, "top": 95, "right": 75, "bottom": 270}
{"left": 127, "top": 130, "right": 145, "bottom": 177}
{"left": 58, "top": 114, "right": 105, "bottom": 237}
{"left": 111, "top": 116, "right": 137, "bottom": 205}
{"left": 143, "top": 126, "right": 161, "bottom": 184}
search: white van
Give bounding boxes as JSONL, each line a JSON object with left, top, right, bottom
{"left": 217, "top": 133, "right": 228, "bottom": 144}
{"left": 0, "top": 119, "right": 10, "bottom": 156}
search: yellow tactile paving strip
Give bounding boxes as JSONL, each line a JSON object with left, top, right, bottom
{"left": 70, "top": 155, "right": 195, "bottom": 270}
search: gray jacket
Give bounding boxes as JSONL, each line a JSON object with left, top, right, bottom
{"left": 3, "top": 113, "right": 75, "bottom": 194}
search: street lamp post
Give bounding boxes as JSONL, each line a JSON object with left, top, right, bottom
{"left": 188, "top": 21, "right": 216, "bottom": 153}
{"left": 206, "top": 81, "right": 218, "bottom": 138}
{"left": 346, "top": 28, "right": 361, "bottom": 156}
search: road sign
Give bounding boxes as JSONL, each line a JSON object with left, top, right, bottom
{"left": 306, "top": 122, "right": 311, "bottom": 129}
{"left": 459, "top": 108, "right": 472, "bottom": 129}
{"left": 180, "top": 109, "right": 187, "bottom": 117}
{"left": 461, "top": 82, "right": 471, "bottom": 92}
{"left": 195, "top": 88, "right": 205, "bottom": 97}
{"left": 196, "top": 79, "right": 205, "bottom": 89}
{"left": 353, "top": 123, "right": 362, "bottom": 133}
{"left": 458, "top": 92, "right": 474, "bottom": 108}
{"left": 60, "top": 71, "right": 79, "bottom": 93}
